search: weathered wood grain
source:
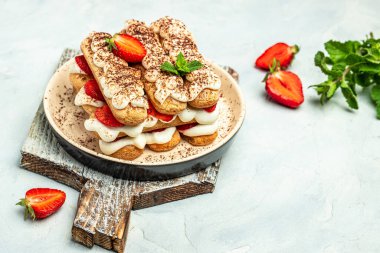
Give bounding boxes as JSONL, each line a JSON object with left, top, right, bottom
{"left": 20, "top": 49, "right": 237, "bottom": 253}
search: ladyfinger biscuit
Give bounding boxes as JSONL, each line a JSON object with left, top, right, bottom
{"left": 81, "top": 33, "right": 148, "bottom": 125}
{"left": 70, "top": 73, "right": 103, "bottom": 115}
{"left": 151, "top": 17, "right": 220, "bottom": 108}
{"left": 147, "top": 130, "right": 181, "bottom": 152}
{"left": 109, "top": 145, "right": 144, "bottom": 160}
{"left": 98, "top": 127, "right": 180, "bottom": 160}
{"left": 181, "top": 131, "right": 218, "bottom": 146}
{"left": 123, "top": 20, "right": 187, "bottom": 115}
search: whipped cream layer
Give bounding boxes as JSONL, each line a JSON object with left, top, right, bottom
{"left": 84, "top": 103, "right": 218, "bottom": 142}
{"left": 99, "top": 127, "right": 176, "bottom": 155}
{"left": 179, "top": 120, "right": 219, "bottom": 137}
{"left": 89, "top": 32, "right": 148, "bottom": 109}
{"left": 124, "top": 20, "right": 190, "bottom": 104}
{"left": 150, "top": 16, "right": 221, "bottom": 100}
{"left": 74, "top": 87, "right": 104, "bottom": 108}
{"left": 85, "top": 116, "right": 157, "bottom": 142}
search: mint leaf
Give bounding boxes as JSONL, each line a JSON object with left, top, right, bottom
{"left": 371, "top": 85, "right": 380, "bottom": 118}
{"left": 160, "top": 62, "right": 179, "bottom": 75}
{"left": 324, "top": 41, "right": 349, "bottom": 62}
{"left": 314, "top": 51, "right": 331, "bottom": 75}
{"left": 312, "top": 34, "right": 380, "bottom": 119}
{"left": 341, "top": 79, "right": 358, "bottom": 109}
{"left": 160, "top": 52, "right": 203, "bottom": 77}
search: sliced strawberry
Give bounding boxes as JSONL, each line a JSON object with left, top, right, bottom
{"left": 16, "top": 188, "right": 66, "bottom": 220}
{"left": 204, "top": 103, "right": 217, "bottom": 113}
{"left": 255, "top": 43, "right": 299, "bottom": 70}
{"left": 177, "top": 123, "right": 198, "bottom": 131}
{"left": 265, "top": 70, "right": 304, "bottom": 108}
{"left": 147, "top": 100, "right": 174, "bottom": 122}
{"left": 95, "top": 105, "right": 124, "bottom": 127}
{"left": 106, "top": 34, "right": 146, "bottom": 63}
{"left": 84, "top": 79, "right": 105, "bottom": 101}
{"left": 75, "top": 55, "right": 93, "bottom": 75}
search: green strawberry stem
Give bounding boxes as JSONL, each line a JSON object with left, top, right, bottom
{"left": 16, "top": 198, "right": 36, "bottom": 220}
{"left": 291, "top": 45, "right": 300, "bottom": 55}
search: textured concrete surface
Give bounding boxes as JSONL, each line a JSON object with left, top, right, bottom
{"left": 1, "top": 0, "right": 379, "bottom": 252}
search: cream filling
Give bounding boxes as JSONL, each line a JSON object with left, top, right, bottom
{"left": 84, "top": 116, "right": 158, "bottom": 143}
{"left": 99, "top": 127, "right": 176, "bottom": 155}
{"left": 84, "top": 103, "right": 218, "bottom": 143}
{"left": 179, "top": 120, "right": 218, "bottom": 137}
{"left": 74, "top": 87, "right": 104, "bottom": 107}
{"left": 177, "top": 104, "right": 219, "bottom": 124}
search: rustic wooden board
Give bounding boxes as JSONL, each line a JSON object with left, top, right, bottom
{"left": 20, "top": 49, "right": 238, "bottom": 253}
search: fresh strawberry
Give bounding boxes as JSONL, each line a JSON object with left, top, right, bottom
{"left": 16, "top": 188, "right": 66, "bottom": 220}
{"left": 147, "top": 100, "right": 174, "bottom": 122}
{"left": 84, "top": 79, "right": 105, "bottom": 101}
{"left": 265, "top": 67, "right": 304, "bottom": 108}
{"left": 95, "top": 105, "right": 124, "bottom": 127}
{"left": 177, "top": 123, "right": 198, "bottom": 131}
{"left": 204, "top": 103, "right": 217, "bottom": 113}
{"left": 75, "top": 55, "right": 93, "bottom": 75}
{"left": 106, "top": 34, "right": 146, "bottom": 63}
{"left": 255, "top": 43, "right": 299, "bottom": 70}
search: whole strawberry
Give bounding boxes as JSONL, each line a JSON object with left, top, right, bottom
{"left": 255, "top": 43, "right": 299, "bottom": 70}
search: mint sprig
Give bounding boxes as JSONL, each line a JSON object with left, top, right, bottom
{"left": 160, "top": 52, "right": 203, "bottom": 76}
{"left": 310, "top": 33, "right": 380, "bottom": 119}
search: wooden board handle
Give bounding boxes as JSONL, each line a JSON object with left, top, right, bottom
{"left": 72, "top": 179, "right": 132, "bottom": 253}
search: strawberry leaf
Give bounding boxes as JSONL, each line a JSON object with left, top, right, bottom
{"left": 105, "top": 37, "right": 117, "bottom": 52}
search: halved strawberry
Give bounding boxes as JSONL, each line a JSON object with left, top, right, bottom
{"left": 147, "top": 100, "right": 174, "bottom": 122}
{"left": 84, "top": 79, "right": 105, "bottom": 101}
{"left": 95, "top": 105, "right": 124, "bottom": 127}
{"left": 255, "top": 43, "right": 299, "bottom": 70}
{"left": 265, "top": 69, "right": 304, "bottom": 108}
{"left": 177, "top": 123, "right": 198, "bottom": 131}
{"left": 204, "top": 103, "right": 217, "bottom": 113}
{"left": 106, "top": 34, "right": 146, "bottom": 63}
{"left": 75, "top": 55, "right": 93, "bottom": 75}
{"left": 16, "top": 188, "right": 66, "bottom": 220}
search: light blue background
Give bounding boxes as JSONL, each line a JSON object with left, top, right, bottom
{"left": 1, "top": 0, "right": 379, "bottom": 252}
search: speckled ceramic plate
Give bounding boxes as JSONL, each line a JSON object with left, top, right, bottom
{"left": 43, "top": 58, "right": 245, "bottom": 180}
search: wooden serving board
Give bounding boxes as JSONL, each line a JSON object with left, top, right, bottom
{"left": 20, "top": 49, "right": 239, "bottom": 253}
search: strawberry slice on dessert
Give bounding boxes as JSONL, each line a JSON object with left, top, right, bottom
{"left": 147, "top": 100, "right": 174, "bottom": 122}
{"left": 265, "top": 65, "right": 304, "bottom": 108}
{"left": 255, "top": 43, "right": 299, "bottom": 70}
{"left": 106, "top": 34, "right": 146, "bottom": 63}
{"left": 177, "top": 123, "right": 198, "bottom": 131}
{"left": 84, "top": 79, "right": 105, "bottom": 101}
{"left": 75, "top": 55, "right": 93, "bottom": 75}
{"left": 16, "top": 188, "right": 66, "bottom": 220}
{"left": 204, "top": 103, "right": 217, "bottom": 113}
{"left": 95, "top": 105, "right": 124, "bottom": 127}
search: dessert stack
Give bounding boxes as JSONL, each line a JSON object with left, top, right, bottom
{"left": 69, "top": 16, "right": 221, "bottom": 160}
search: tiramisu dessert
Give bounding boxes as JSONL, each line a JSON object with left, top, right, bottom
{"left": 69, "top": 16, "right": 221, "bottom": 160}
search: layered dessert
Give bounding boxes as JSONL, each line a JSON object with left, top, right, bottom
{"left": 69, "top": 16, "right": 221, "bottom": 160}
